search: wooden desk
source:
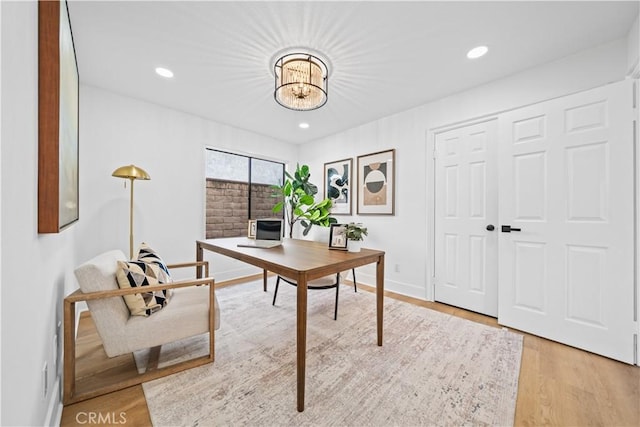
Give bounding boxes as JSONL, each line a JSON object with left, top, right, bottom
{"left": 196, "top": 237, "right": 385, "bottom": 412}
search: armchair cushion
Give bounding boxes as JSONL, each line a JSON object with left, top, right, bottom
{"left": 73, "top": 249, "right": 219, "bottom": 358}
{"left": 116, "top": 260, "right": 171, "bottom": 316}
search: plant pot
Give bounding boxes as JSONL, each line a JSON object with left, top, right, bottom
{"left": 348, "top": 240, "right": 362, "bottom": 253}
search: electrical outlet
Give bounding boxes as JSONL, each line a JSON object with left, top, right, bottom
{"left": 42, "top": 362, "right": 48, "bottom": 398}
{"left": 394, "top": 264, "right": 400, "bottom": 273}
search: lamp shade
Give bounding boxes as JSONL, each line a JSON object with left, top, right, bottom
{"left": 274, "top": 52, "right": 328, "bottom": 111}
{"left": 112, "top": 165, "right": 151, "bottom": 180}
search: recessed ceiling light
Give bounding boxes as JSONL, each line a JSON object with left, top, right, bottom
{"left": 299, "top": 122, "right": 310, "bottom": 129}
{"left": 467, "top": 46, "right": 488, "bottom": 59}
{"left": 155, "top": 67, "right": 174, "bottom": 78}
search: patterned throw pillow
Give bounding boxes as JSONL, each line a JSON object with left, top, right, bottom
{"left": 137, "top": 243, "right": 172, "bottom": 283}
{"left": 116, "top": 260, "right": 171, "bottom": 316}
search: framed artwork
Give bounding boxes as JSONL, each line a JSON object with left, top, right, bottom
{"left": 324, "top": 158, "right": 352, "bottom": 215}
{"left": 328, "top": 223, "right": 348, "bottom": 250}
{"left": 38, "top": 0, "right": 80, "bottom": 233}
{"left": 248, "top": 220, "right": 257, "bottom": 239}
{"left": 357, "top": 149, "right": 395, "bottom": 215}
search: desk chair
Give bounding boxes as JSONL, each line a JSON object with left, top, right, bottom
{"left": 272, "top": 269, "right": 357, "bottom": 320}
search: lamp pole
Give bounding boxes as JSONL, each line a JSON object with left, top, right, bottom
{"left": 127, "top": 176, "right": 135, "bottom": 259}
{"left": 112, "top": 165, "right": 150, "bottom": 259}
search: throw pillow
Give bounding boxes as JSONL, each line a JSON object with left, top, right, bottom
{"left": 137, "top": 243, "right": 172, "bottom": 284}
{"left": 116, "top": 260, "right": 170, "bottom": 316}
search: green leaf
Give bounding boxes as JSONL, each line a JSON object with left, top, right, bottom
{"left": 317, "top": 198, "right": 332, "bottom": 208}
{"left": 306, "top": 182, "right": 319, "bottom": 195}
{"left": 272, "top": 202, "right": 284, "bottom": 213}
{"left": 300, "top": 194, "right": 314, "bottom": 205}
{"left": 283, "top": 181, "right": 292, "bottom": 197}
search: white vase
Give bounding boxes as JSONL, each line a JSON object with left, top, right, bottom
{"left": 348, "top": 240, "right": 362, "bottom": 253}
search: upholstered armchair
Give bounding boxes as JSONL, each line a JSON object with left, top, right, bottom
{"left": 63, "top": 249, "right": 219, "bottom": 405}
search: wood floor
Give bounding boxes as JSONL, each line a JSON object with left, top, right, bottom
{"left": 61, "top": 279, "right": 639, "bottom": 426}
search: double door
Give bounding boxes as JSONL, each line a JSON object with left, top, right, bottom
{"left": 434, "top": 80, "right": 636, "bottom": 363}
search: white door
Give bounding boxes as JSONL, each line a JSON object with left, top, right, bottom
{"left": 498, "top": 80, "right": 636, "bottom": 363}
{"left": 434, "top": 119, "right": 499, "bottom": 316}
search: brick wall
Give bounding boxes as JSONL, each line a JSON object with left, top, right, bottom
{"left": 205, "top": 179, "right": 282, "bottom": 238}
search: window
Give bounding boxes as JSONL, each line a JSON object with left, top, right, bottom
{"left": 205, "top": 149, "right": 284, "bottom": 238}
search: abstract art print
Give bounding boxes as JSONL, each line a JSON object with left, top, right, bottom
{"left": 324, "top": 158, "right": 352, "bottom": 215}
{"left": 357, "top": 149, "right": 395, "bottom": 215}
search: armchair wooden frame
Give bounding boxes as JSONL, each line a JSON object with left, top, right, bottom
{"left": 63, "top": 261, "right": 216, "bottom": 405}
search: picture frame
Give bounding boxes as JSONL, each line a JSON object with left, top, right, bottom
{"left": 357, "top": 149, "right": 395, "bottom": 215}
{"left": 324, "top": 158, "right": 352, "bottom": 215}
{"left": 38, "top": 0, "right": 79, "bottom": 233}
{"left": 328, "top": 223, "right": 348, "bottom": 250}
{"left": 248, "top": 220, "right": 257, "bottom": 239}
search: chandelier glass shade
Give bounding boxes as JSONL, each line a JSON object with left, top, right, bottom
{"left": 274, "top": 53, "right": 328, "bottom": 111}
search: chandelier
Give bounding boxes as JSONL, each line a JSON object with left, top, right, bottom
{"left": 274, "top": 53, "right": 328, "bottom": 111}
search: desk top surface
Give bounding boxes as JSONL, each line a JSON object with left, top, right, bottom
{"left": 197, "top": 237, "right": 384, "bottom": 279}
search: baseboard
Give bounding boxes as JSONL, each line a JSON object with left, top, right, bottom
{"left": 44, "top": 377, "right": 62, "bottom": 426}
{"left": 353, "top": 271, "right": 428, "bottom": 301}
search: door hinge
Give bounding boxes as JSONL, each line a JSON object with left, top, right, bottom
{"left": 432, "top": 149, "right": 437, "bottom": 160}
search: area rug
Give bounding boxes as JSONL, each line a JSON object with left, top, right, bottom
{"left": 139, "top": 280, "right": 523, "bottom": 426}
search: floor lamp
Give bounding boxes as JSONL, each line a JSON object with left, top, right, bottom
{"left": 112, "top": 164, "right": 150, "bottom": 259}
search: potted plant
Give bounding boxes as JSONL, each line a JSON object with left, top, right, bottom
{"left": 345, "top": 222, "right": 368, "bottom": 252}
{"left": 272, "top": 164, "right": 337, "bottom": 238}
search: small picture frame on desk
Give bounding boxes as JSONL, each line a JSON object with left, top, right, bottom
{"left": 328, "top": 223, "right": 348, "bottom": 250}
{"left": 248, "top": 220, "right": 256, "bottom": 239}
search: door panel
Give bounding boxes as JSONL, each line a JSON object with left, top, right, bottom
{"left": 513, "top": 241, "right": 547, "bottom": 313}
{"left": 435, "top": 119, "right": 498, "bottom": 316}
{"left": 498, "top": 80, "right": 635, "bottom": 363}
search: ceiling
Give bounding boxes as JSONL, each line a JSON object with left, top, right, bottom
{"left": 68, "top": 1, "right": 638, "bottom": 144}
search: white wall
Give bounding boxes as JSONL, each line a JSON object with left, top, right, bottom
{"left": 0, "top": 0, "right": 4, "bottom": 423}
{"left": 79, "top": 86, "right": 298, "bottom": 281}
{"left": 299, "top": 37, "right": 630, "bottom": 300}
{"left": 1, "top": 2, "right": 74, "bottom": 425}
{"left": 627, "top": 14, "right": 639, "bottom": 76}
{"left": 1, "top": 5, "right": 298, "bottom": 423}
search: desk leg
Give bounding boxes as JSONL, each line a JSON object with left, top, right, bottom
{"left": 263, "top": 269, "right": 268, "bottom": 292}
{"left": 296, "top": 273, "right": 308, "bottom": 412}
{"left": 196, "top": 242, "right": 203, "bottom": 279}
{"left": 377, "top": 254, "right": 385, "bottom": 346}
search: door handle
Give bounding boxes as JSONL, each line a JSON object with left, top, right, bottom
{"left": 486, "top": 224, "right": 495, "bottom": 231}
{"left": 501, "top": 225, "right": 522, "bottom": 233}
